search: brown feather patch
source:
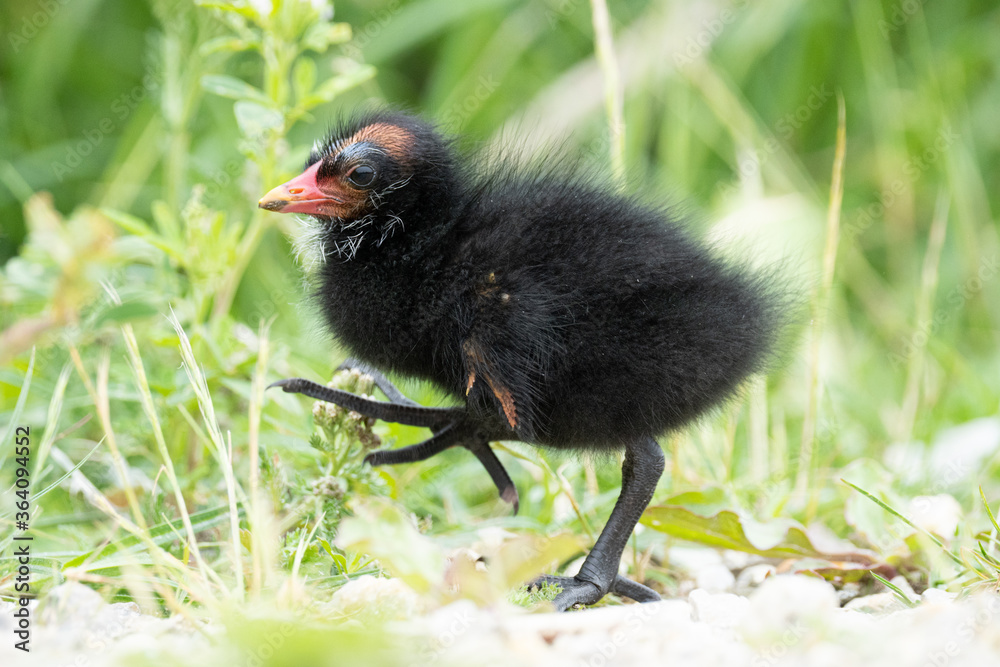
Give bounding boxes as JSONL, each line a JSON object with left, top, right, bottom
{"left": 347, "top": 123, "right": 415, "bottom": 165}
{"left": 463, "top": 338, "right": 518, "bottom": 429}
{"left": 483, "top": 376, "right": 518, "bottom": 430}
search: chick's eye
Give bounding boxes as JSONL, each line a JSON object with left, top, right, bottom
{"left": 346, "top": 165, "right": 376, "bottom": 188}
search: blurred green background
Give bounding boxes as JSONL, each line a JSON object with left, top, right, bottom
{"left": 2, "top": 0, "right": 1000, "bottom": 628}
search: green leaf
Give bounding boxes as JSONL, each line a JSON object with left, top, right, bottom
{"left": 301, "top": 21, "right": 352, "bottom": 53}
{"left": 808, "top": 563, "right": 884, "bottom": 583}
{"left": 299, "top": 65, "right": 376, "bottom": 109}
{"left": 194, "top": 1, "right": 260, "bottom": 22}
{"left": 234, "top": 100, "right": 285, "bottom": 137}
{"left": 151, "top": 200, "right": 179, "bottom": 238}
{"left": 335, "top": 498, "right": 443, "bottom": 593}
{"left": 293, "top": 57, "right": 317, "bottom": 103}
{"left": 199, "top": 36, "right": 257, "bottom": 56}
{"left": 318, "top": 537, "right": 344, "bottom": 568}
{"left": 94, "top": 301, "right": 161, "bottom": 327}
{"left": 663, "top": 486, "right": 729, "bottom": 515}
{"left": 101, "top": 208, "right": 183, "bottom": 257}
{"left": 102, "top": 207, "right": 151, "bottom": 235}
{"left": 642, "top": 505, "right": 828, "bottom": 558}
{"left": 496, "top": 533, "right": 582, "bottom": 589}
{"left": 326, "top": 23, "right": 353, "bottom": 46}
{"left": 201, "top": 74, "right": 271, "bottom": 104}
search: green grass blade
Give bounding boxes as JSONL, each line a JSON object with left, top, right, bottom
{"left": 0, "top": 348, "right": 34, "bottom": 471}
{"left": 842, "top": 479, "right": 964, "bottom": 568}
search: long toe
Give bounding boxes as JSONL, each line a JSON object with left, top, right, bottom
{"left": 610, "top": 575, "right": 661, "bottom": 603}
{"left": 551, "top": 579, "right": 604, "bottom": 611}
{"left": 530, "top": 575, "right": 605, "bottom": 611}
{"left": 363, "top": 450, "right": 387, "bottom": 466}
{"left": 530, "top": 574, "right": 659, "bottom": 609}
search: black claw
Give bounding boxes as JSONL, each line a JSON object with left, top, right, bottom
{"left": 267, "top": 378, "right": 295, "bottom": 390}
{"left": 501, "top": 485, "right": 519, "bottom": 515}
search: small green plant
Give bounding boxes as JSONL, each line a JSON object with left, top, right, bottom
{"left": 267, "top": 368, "right": 392, "bottom": 578}
{"left": 508, "top": 581, "right": 561, "bottom": 608}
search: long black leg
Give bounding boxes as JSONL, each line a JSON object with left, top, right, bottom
{"left": 531, "top": 436, "right": 664, "bottom": 610}
{"left": 467, "top": 438, "right": 519, "bottom": 514}
{"left": 269, "top": 377, "right": 462, "bottom": 427}
{"left": 363, "top": 424, "right": 519, "bottom": 514}
{"left": 334, "top": 361, "right": 519, "bottom": 511}
{"left": 364, "top": 422, "right": 468, "bottom": 465}
{"left": 337, "top": 358, "right": 420, "bottom": 407}
{"left": 270, "top": 371, "right": 519, "bottom": 511}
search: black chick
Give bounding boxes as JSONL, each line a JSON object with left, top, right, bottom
{"left": 259, "top": 110, "right": 787, "bottom": 611}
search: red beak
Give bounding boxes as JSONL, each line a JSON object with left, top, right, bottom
{"left": 258, "top": 162, "right": 343, "bottom": 215}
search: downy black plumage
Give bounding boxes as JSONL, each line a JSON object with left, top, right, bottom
{"left": 260, "top": 109, "right": 790, "bottom": 610}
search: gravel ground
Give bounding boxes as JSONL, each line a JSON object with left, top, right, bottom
{"left": 4, "top": 576, "right": 1000, "bottom": 666}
